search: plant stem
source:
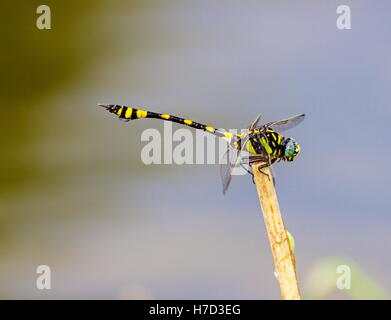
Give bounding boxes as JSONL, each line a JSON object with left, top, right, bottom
{"left": 251, "top": 163, "right": 301, "bottom": 300}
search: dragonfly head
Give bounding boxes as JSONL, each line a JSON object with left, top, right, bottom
{"left": 282, "top": 138, "right": 300, "bottom": 161}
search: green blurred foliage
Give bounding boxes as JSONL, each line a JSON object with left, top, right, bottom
{"left": 1, "top": 1, "right": 102, "bottom": 106}
{"left": 0, "top": 0, "right": 104, "bottom": 191}
{"left": 304, "top": 257, "right": 389, "bottom": 299}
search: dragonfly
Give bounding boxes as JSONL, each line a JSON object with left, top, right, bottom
{"left": 98, "top": 104, "right": 305, "bottom": 194}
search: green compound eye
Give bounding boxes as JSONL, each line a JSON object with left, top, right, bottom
{"left": 284, "top": 140, "right": 295, "bottom": 157}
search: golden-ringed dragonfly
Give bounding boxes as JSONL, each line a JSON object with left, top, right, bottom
{"left": 99, "top": 104, "right": 305, "bottom": 194}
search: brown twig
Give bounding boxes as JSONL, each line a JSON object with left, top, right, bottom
{"left": 252, "top": 162, "right": 301, "bottom": 300}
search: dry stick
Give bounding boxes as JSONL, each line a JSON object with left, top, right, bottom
{"left": 251, "top": 162, "right": 301, "bottom": 300}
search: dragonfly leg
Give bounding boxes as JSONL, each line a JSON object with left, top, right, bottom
{"left": 239, "top": 162, "right": 255, "bottom": 184}
{"left": 247, "top": 156, "right": 268, "bottom": 163}
{"left": 257, "top": 163, "right": 272, "bottom": 179}
{"left": 247, "top": 155, "right": 277, "bottom": 181}
{"left": 245, "top": 155, "right": 271, "bottom": 179}
{"left": 257, "top": 162, "right": 270, "bottom": 172}
{"left": 257, "top": 158, "right": 278, "bottom": 184}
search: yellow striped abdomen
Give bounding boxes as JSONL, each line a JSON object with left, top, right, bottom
{"left": 99, "top": 104, "right": 235, "bottom": 141}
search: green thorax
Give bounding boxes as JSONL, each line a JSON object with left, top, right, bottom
{"left": 238, "top": 128, "right": 284, "bottom": 158}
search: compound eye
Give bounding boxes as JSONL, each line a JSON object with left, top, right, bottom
{"left": 284, "top": 141, "right": 295, "bottom": 157}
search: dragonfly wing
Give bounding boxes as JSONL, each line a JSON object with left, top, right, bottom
{"left": 220, "top": 151, "right": 232, "bottom": 195}
{"left": 220, "top": 134, "right": 246, "bottom": 195}
{"left": 265, "top": 113, "right": 305, "bottom": 132}
{"left": 220, "top": 146, "right": 240, "bottom": 195}
{"left": 270, "top": 163, "right": 276, "bottom": 186}
{"left": 248, "top": 113, "right": 262, "bottom": 130}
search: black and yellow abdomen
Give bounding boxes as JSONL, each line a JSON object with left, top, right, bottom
{"left": 99, "top": 104, "right": 236, "bottom": 142}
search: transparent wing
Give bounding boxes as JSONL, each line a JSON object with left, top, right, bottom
{"left": 220, "top": 134, "right": 255, "bottom": 194}
{"left": 265, "top": 113, "right": 305, "bottom": 132}
{"left": 270, "top": 163, "right": 276, "bottom": 186}
{"left": 220, "top": 145, "right": 240, "bottom": 195}
{"left": 248, "top": 113, "right": 262, "bottom": 130}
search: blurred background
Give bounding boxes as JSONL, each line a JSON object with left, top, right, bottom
{"left": 1, "top": 0, "right": 390, "bottom": 299}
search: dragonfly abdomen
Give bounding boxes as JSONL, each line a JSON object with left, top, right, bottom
{"left": 99, "top": 104, "right": 234, "bottom": 141}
